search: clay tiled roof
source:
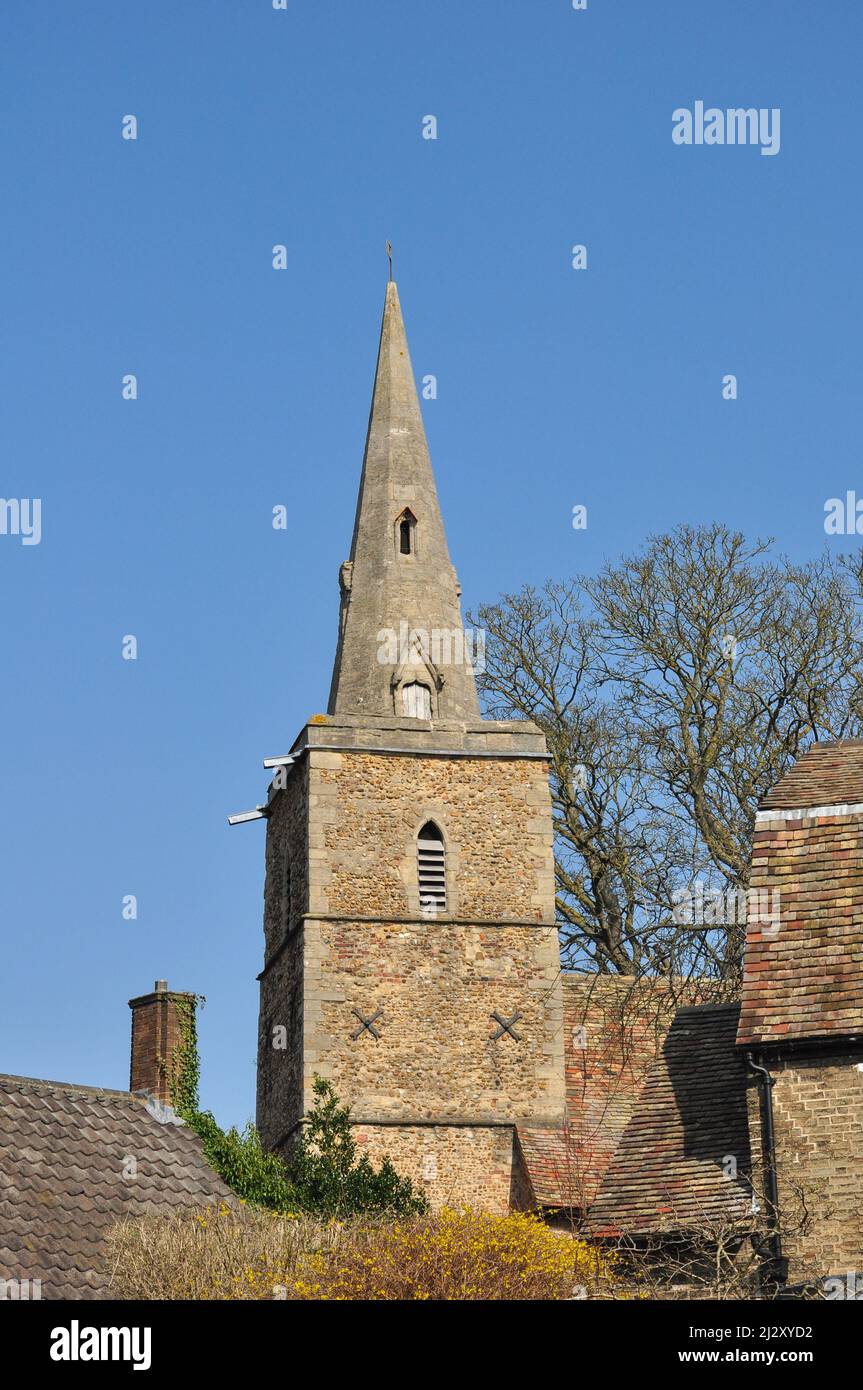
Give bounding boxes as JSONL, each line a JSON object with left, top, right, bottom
{"left": 737, "top": 812, "right": 863, "bottom": 1045}
{"left": 0, "top": 1074, "right": 235, "bottom": 1299}
{"left": 586, "top": 1004, "right": 752, "bottom": 1237}
{"left": 738, "top": 742, "right": 863, "bottom": 1047}
{"left": 759, "top": 740, "right": 863, "bottom": 810}
{"left": 515, "top": 1126, "right": 572, "bottom": 1206}
{"left": 518, "top": 975, "right": 679, "bottom": 1210}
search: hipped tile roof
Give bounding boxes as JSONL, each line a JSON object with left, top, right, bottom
{"left": 0, "top": 1074, "right": 234, "bottom": 1299}
{"left": 587, "top": 1004, "right": 752, "bottom": 1237}
{"left": 517, "top": 974, "right": 679, "bottom": 1210}
{"left": 759, "top": 740, "right": 863, "bottom": 810}
{"left": 737, "top": 813, "right": 863, "bottom": 1045}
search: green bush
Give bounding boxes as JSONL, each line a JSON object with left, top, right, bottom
{"left": 289, "top": 1077, "right": 428, "bottom": 1218}
{"left": 184, "top": 1110, "right": 299, "bottom": 1213}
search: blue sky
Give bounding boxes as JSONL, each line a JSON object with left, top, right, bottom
{"left": 1, "top": 1, "right": 860, "bottom": 1128}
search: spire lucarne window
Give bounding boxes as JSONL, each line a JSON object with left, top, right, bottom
{"left": 402, "top": 681, "right": 431, "bottom": 719}
{"left": 396, "top": 508, "right": 417, "bottom": 557}
{"left": 417, "top": 822, "right": 447, "bottom": 915}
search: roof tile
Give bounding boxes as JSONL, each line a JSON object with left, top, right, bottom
{"left": 587, "top": 1004, "right": 752, "bottom": 1236}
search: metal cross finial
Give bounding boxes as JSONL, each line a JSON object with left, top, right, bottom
{"left": 386, "top": 240, "right": 393, "bottom": 281}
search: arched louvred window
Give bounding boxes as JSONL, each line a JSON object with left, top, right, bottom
{"left": 402, "top": 681, "right": 432, "bottom": 719}
{"left": 417, "top": 821, "right": 447, "bottom": 915}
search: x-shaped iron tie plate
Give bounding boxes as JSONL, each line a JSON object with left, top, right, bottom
{"left": 490, "top": 1010, "right": 522, "bottom": 1042}
{"left": 351, "top": 1007, "right": 383, "bottom": 1041}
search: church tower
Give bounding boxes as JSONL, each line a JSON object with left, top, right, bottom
{"left": 256, "top": 279, "right": 565, "bottom": 1210}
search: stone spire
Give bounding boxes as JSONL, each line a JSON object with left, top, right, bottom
{"left": 327, "top": 281, "right": 481, "bottom": 723}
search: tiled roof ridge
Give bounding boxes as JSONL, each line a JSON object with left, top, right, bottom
{"left": 0, "top": 1072, "right": 147, "bottom": 1104}
{"left": 737, "top": 1028, "right": 863, "bottom": 1050}
{"left": 782, "top": 738, "right": 863, "bottom": 748}
{"left": 561, "top": 970, "right": 677, "bottom": 984}
{"left": 759, "top": 739, "right": 863, "bottom": 809}
{"left": 673, "top": 1001, "right": 741, "bottom": 1016}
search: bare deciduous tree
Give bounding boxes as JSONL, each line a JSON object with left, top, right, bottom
{"left": 472, "top": 524, "right": 862, "bottom": 984}
{"left": 601, "top": 1177, "right": 825, "bottom": 1301}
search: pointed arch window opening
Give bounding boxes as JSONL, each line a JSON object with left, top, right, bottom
{"left": 417, "top": 821, "right": 447, "bottom": 916}
{"left": 396, "top": 508, "right": 417, "bottom": 558}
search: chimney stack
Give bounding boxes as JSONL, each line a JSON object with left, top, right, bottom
{"left": 128, "top": 980, "right": 197, "bottom": 1105}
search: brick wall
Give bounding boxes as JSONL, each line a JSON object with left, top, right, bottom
{"left": 562, "top": 975, "right": 682, "bottom": 1210}
{"left": 746, "top": 1050, "right": 863, "bottom": 1282}
{"left": 128, "top": 981, "right": 194, "bottom": 1104}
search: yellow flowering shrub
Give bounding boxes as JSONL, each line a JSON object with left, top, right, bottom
{"left": 292, "top": 1208, "right": 618, "bottom": 1301}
